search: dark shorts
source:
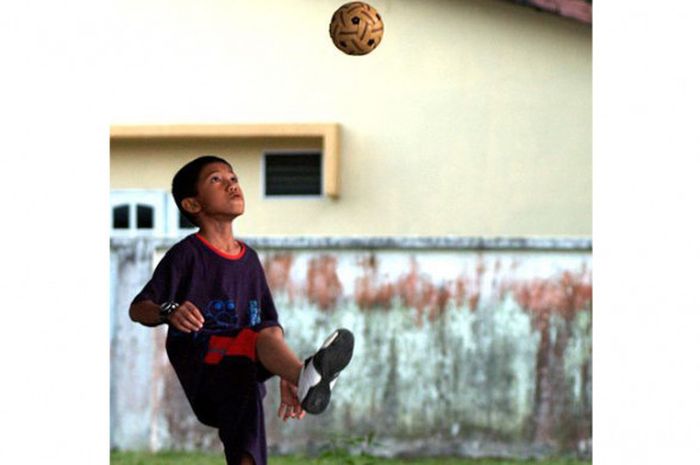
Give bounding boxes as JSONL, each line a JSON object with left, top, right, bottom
{"left": 167, "top": 328, "right": 276, "bottom": 465}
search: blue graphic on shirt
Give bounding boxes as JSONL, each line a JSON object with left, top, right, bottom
{"left": 201, "top": 299, "right": 238, "bottom": 333}
{"left": 187, "top": 298, "right": 263, "bottom": 334}
{"left": 248, "top": 300, "right": 261, "bottom": 326}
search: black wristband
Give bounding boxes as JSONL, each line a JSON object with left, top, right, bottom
{"left": 159, "top": 301, "right": 179, "bottom": 324}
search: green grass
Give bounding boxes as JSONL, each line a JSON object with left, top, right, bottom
{"left": 110, "top": 451, "right": 590, "bottom": 465}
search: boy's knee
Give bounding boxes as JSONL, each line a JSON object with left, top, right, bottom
{"left": 259, "top": 325, "right": 283, "bottom": 339}
{"left": 240, "top": 452, "right": 255, "bottom": 465}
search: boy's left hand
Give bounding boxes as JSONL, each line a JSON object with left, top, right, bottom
{"left": 278, "top": 378, "right": 306, "bottom": 421}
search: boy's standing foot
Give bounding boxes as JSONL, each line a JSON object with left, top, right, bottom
{"left": 297, "top": 328, "right": 354, "bottom": 414}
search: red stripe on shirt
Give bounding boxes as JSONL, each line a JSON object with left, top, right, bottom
{"left": 203, "top": 329, "right": 259, "bottom": 365}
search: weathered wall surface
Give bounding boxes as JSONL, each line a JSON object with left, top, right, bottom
{"left": 110, "top": 237, "right": 591, "bottom": 458}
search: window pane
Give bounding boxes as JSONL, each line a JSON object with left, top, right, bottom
{"left": 137, "top": 204, "right": 154, "bottom": 229}
{"left": 179, "top": 212, "right": 196, "bottom": 229}
{"left": 265, "top": 153, "right": 322, "bottom": 196}
{"left": 113, "top": 205, "right": 129, "bottom": 229}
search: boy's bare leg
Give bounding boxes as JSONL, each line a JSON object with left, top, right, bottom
{"left": 240, "top": 453, "right": 255, "bottom": 465}
{"left": 256, "top": 326, "right": 303, "bottom": 385}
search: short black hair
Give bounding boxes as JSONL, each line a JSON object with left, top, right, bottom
{"left": 172, "top": 155, "right": 233, "bottom": 227}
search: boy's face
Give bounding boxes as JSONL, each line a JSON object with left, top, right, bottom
{"left": 185, "top": 162, "right": 245, "bottom": 223}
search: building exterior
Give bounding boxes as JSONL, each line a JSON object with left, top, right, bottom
{"left": 111, "top": 0, "right": 591, "bottom": 238}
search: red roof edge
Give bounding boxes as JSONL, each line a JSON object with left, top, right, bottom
{"left": 512, "top": 0, "right": 592, "bottom": 24}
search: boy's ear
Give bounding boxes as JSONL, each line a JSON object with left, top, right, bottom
{"left": 181, "top": 198, "right": 201, "bottom": 214}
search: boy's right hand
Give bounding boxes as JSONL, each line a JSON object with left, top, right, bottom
{"left": 168, "top": 301, "right": 205, "bottom": 332}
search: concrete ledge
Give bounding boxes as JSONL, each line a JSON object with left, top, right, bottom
{"left": 110, "top": 123, "right": 341, "bottom": 198}
{"left": 110, "top": 236, "right": 592, "bottom": 251}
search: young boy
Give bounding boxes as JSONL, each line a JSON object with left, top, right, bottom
{"left": 129, "top": 155, "right": 354, "bottom": 465}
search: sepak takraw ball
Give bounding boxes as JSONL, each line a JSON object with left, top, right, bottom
{"left": 329, "top": 2, "right": 384, "bottom": 56}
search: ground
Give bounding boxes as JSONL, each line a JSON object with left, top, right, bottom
{"left": 110, "top": 451, "right": 591, "bottom": 465}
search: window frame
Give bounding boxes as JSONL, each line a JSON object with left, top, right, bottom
{"left": 110, "top": 189, "right": 167, "bottom": 237}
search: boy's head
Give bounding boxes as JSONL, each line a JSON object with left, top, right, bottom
{"left": 172, "top": 156, "right": 243, "bottom": 227}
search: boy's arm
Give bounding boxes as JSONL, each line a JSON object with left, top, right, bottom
{"left": 130, "top": 299, "right": 205, "bottom": 333}
{"left": 129, "top": 299, "right": 162, "bottom": 327}
{"left": 129, "top": 245, "right": 203, "bottom": 332}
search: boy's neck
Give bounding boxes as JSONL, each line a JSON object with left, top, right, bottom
{"left": 197, "top": 221, "right": 240, "bottom": 253}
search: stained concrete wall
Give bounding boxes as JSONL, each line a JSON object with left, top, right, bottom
{"left": 110, "top": 237, "right": 591, "bottom": 458}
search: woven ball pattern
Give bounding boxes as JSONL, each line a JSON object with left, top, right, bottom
{"left": 329, "top": 2, "right": 384, "bottom": 56}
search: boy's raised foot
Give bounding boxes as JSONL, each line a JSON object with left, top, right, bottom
{"left": 297, "top": 328, "right": 354, "bottom": 414}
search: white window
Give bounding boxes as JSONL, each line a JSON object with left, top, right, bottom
{"left": 110, "top": 189, "right": 198, "bottom": 237}
{"left": 110, "top": 190, "right": 167, "bottom": 237}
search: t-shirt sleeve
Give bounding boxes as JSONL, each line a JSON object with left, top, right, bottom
{"left": 131, "top": 246, "right": 189, "bottom": 306}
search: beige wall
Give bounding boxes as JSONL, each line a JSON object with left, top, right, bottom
{"left": 111, "top": 0, "right": 591, "bottom": 237}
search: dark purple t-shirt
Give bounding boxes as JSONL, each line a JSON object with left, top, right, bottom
{"left": 132, "top": 233, "right": 281, "bottom": 464}
{"left": 133, "top": 233, "right": 280, "bottom": 334}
